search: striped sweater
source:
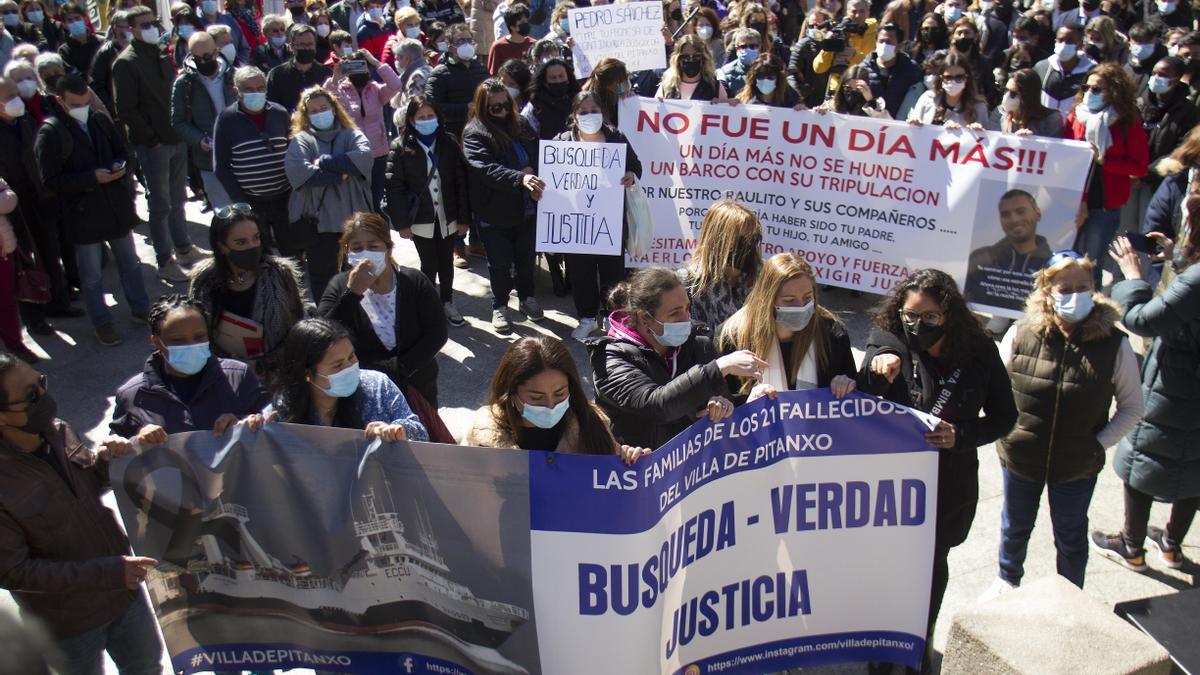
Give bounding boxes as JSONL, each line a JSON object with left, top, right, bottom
{"left": 212, "top": 100, "right": 292, "bottom": 203}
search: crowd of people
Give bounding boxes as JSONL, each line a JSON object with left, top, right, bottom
{"left": 0, "top": 0, "right": 1198, "bottom": 672}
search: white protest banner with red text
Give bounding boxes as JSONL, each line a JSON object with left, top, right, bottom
{"left": 618, "top": 97, "right": 1094, "bottom": 317}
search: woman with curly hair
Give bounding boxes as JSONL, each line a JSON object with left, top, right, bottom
{"left": 655, "top": 34, "right": 730, "bottom": 101}
{"left": 987, "top": 251, "right": 1142, "bottom": 596}
{"left": 1063, "top": 62, "right": 1149, "bottom": 287}
{"left": 858, "top": 268, "right": 1016, "bottom": 670}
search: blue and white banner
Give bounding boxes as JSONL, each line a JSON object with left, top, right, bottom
{"left": 111, "top": 390, "right": 938, "bottom": 674}
{"left": 530, "top": 390, "right": 940, "bottom": 674}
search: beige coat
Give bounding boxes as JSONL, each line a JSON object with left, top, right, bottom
{"left": 464, "top": 404, "right": 618, "bottom": 454}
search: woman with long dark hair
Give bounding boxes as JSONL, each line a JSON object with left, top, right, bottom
{"left": 823, "top": 63, "right": 892, "bottom": 117}
{"left": 461, "top": 78, "right": 544, "bottom": 332}
{"left": 1091, "top": 211, "right": 1200, "bottom": 571}
{"left": 581, "top": 57, "right": 632, "bottom": 125}
{"left": 858, "top": 268, "right": 1016, "bottom": 670}
{"left": 466, "top": 336, "right": 621, "bottom": 454}
{"left": 907, "top": 52, "right": 995, "bottom": 129}
{"left": 553, "top": 91, "right": 640, "bottom": 342}
{"left": 384, "top": 95, "right": 471, "bottom": 326}
{"left": 735, "top": 53, "right": 803, "bottom": 108}
{"left": 999, "top": 68, "right": 1064, "bottom": 137}
{"left": 188, "top": 205, "right": 310, "bottom": 370}
{"left": 1063, "top": 62, "right": 1149, "bottom": 287}
{"left": 905, "top": 12, "right": 948, "bottom": 63}
{"left": 265, "top": 317, "right": 427, "bottom": 441}
{"left": 521, "top": 57, "right": 579, "bottom": 139}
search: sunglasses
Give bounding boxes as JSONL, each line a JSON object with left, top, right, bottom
{"left": 214, "top": 202, "right": 254, "bottom": 219}
{"left": 487, "top": 102, "right": 510, "bottom": 114}
{"left": 942, "top": 74, "right": 967, "bottom": 83}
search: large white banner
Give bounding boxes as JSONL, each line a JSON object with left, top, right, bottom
{"left": 537, "top": 140, "right": 627, "bottom": 255}
{"left": 569, "top": 2, "right": 667, "bottom": 79}
{"left": 530, "top": 390, "right": 941, "bottom": 674}
{"left": 618, "top": 97, "right": 1094, "bottom": 318}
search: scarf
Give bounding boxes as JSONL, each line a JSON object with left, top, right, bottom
{"left": 231, "top": 5, "right": 260, "bottom": 39}
{"left": 763, "top": 338, "right": 818, "bottom": 392}
{"left": 1073, "top": 103, "right": 1115, "bottom": 157}
{"left": 253, "top": 258, "right": 305, "bottom": 353}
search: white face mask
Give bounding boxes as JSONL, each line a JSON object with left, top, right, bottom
{"left": 875, "top": 41, "right": 896, "bottom": 60}
{"left": 347, "top": 248, "right": 389, "bottom": 273}
{"left": 943, "top": 79, "right": 965, "bottom": 96}
{"left": 68, "top": 104, "right": 90, "bottom": 124}
{"left": 220, "top": 43, "right": 237, "bottom": 62}
{"left": 775, "top": 301, "right": 815, "bottom": 331}
{"left": 15, "top": 79, "right": 37, "bottom": 99}
{"left": 1053, "top": 290, "right": 1094, "bottom": 323}
{"left": 1054, "top": 41, "right": 1077, "bottom": 60}
{"left": 697, "top": 25, "right": 713, "bottom": 40}
{"left": 139, "top": 25, "right": 160, "bottom": 44}
{"left": 1000, "top": 90, "right": 1019, "bottom": 112}
{"left": 576, "top": 111, "right": 604, "bottom": 133}
{"left": 3, "top": 96, "right": 24, "bottom": 118}
{"left": 316, "top": 23, "right": 331, "bottom": 37}
{"left": 456, "top": 42, "right": 476, "bottom": 61}
{"left": 504, "top": 85, "right": 520, "bottom": 100}
{"left": 923, "top": 73, "right": 938, "bottom": 89}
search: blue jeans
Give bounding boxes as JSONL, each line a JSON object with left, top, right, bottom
{"left": 135, "top": 142, "right": 193, "bottom": 264}
{"left": 57, "top": 592, "right": 164, "bottom": 675}
{"left": 1073, "top": 207, "right": 1120, "bottom": 287}
{"left": 998, "top": 467, "right": 1097, "bottom": 588}
{"left": 478, "top": 219, "right": 535, "bottom": 309}
{"left": 76, "top": 233, "right": 150, "bottom": 327}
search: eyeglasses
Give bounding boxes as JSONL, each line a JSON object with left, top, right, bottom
{"left": 942, "top": 74, "right": 967, "bottom": 83}
{"left": 214, "top": 202, "right": 254, "bottom": 219}
{"left": 1046, "top": 249, "right": 1083, "bottom": 268}
{"left": 899, "top": 309, "right": 945, "bottom": 326}
{"left": 0, "top": 374, "right": 47, "bottom": 411}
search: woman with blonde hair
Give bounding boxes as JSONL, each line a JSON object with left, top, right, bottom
{"left": 655, "top": 34, "right": 730, "bottom": 101}
{"left": 719, "top": 253, "right": 857, "bottom": 403}
{"left": 679, "top": 200, "right": 763, "bottom": 330}
{"left": 1083, "top": 15, "right": 1128, "bottom": 65}
{"left": 284, "top": 85, "right": 374, "bottom": 299}
{"left": 987, "top": 250, "right": 1142, "bottom": 595}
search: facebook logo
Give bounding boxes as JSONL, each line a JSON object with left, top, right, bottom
{"left": 402, "top": 656, "right": 414, "bottom": 673}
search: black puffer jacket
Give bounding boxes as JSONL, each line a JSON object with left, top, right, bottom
{"left": 423, "top": 56, "right": 490, "bottom": 136}
{"left": 1111, "top": 264, "right": 1200, "bottom": 500}
{"left": 858, "top": 328, "right": 1016, "bottom": 548}
{"left": 589, "top": 325, "right": 729, "bottom": 449}
{"left": 383, "top": 127, "right": 470, "bottom": 231}
{"left": 461, "top": 117, "right": 539, "bottom": 229}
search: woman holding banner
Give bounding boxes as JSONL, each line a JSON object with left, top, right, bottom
{"left": 718, "top": 253, "right": 858, "bottom": 402}
{"left": 858, "top": 269, "right": 1017, "bottom": 671}
{"left": 1063, "top": 62, "right": 1148, "bottom": 288}
{"left": 553, "top": 91, "right": 642, "bottom": 342}
{"left": 590, "top": 267, "right": 766, "bottom": 449}
{"left": 989, "top": 251, "right": 1141, "bottom": 595}
{"left": 906, "top": 52, "right": 995, "bottom": 128}
{"left": 678, "top": 200, "right": 764, "bottom": 331}
{"left": 461, "top": 78, "right": 544, "bottom": 332}
{"left": 999, "top": 68, "right": 1064, "bottom": 137}
{"left": 734, "top": 53, "right": 805, "bottom": 108}
{"left": 821, "top": 63, "right": 893, "bottom": 117}
{"left": 655, "top": 34, "right": 731, "bottom": 101}
{"left": 465, "top": 335, "right": 624, "bottom": 453}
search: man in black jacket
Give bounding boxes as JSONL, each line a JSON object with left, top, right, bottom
{"left": 55, "top": 2, "right": 100, "bottom": 77}
{"left": 34, "top": 74, "right": 150, "bottom": 347}
{"left": 861, "top": 23, "right": 923, "bottom": 118}
{"left": 112, "top": 5, "right": 205, "bottom": 283}
{"left": 425, "top": 22, "right": 489, "bottom": 137}
{"left": 0, "top": 77, "right": 83, "bottom": 336}
{"left": 88, "top": 10, "right": 132, "bottom": 115}
{"left": 265, "top": 23, "right": 329, "bottom": 111}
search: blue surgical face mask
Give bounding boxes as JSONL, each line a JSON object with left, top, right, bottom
{"left": 404, "top": 25, "right": 420, "bottom": 39}
{"left": 201, "top": 0, "right": 219, "bottom": 14}
{"left": 756, "top": 77, "right": 777, "bottom": 96}
{"left": 241, "top": 91, "right": 267, "bottom": 112}
{"left": 413, "top": 117, "right": 439, "bottom": 135}
{"left": 1053, "top": 291, "right": 1094, "bottom": 323}
{"left": 1084, "top": 89, "right": 1105, "bottom": 112}
{"left": 177, "top": 24, "right": 195, "bottom": 39}
{"left": 652, "top": 318, "right": 692, "bottom": 347}
{"left": 3, "top": 13, "right": 20, "bottom": 27}
{"left": 943, "top": 5, "right": 962, "bottom": 21}
{"left": 270, "top": 34, "right": 286, "bottom": 48}
{"left": 26, "top": 10, "right": 43, "bottom": 23}
{"left": 316, "top": 362, "right": 361, "bottom": 398}
{"left": 1130, "top": 42, "right": 1155, "bottom": 61}
{"left": 67, "top": 18, "right": 87, "bottom": 36}
{"left": 521, "top": 397, "right": 570, "bottom": 429}
{"left": 1148, "top": 74, "right": 1173, "bottom": 94}
{"left": 310, "top": 109, "right": 335, "bottom": 130}
{"left": 367, "top": 6, "right": 383, "bottom": 20}
{"left": 737, "top": 46, "right": 759, "bottom": 66}
{"left": 559, "top": 18, "right": 569, "bottom": 33}
{"left": 775, "top": 301, "right": 814, "bottom": 331}
{"left": 164, "top": 341, "right": 211, "bottom": 375}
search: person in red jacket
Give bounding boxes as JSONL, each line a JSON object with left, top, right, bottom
{"left": 1064, "top": 62, "right": 1149, "bottom": 287}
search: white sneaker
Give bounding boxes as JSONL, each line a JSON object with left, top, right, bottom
{"left": 492, "top": 308, "right": 512, "bottom": 332}
{"left": 174, "top": 245, "right": 210, "bottom": 267}
{"left": 571, "top": 317, "right": 598, "bottom": 342}
{"left": 520, "top": 297, "right": 544, "bottom": 321}
{"left": 156, "top": 260, "right": 190, "bottom": 283}
{"left": 444, "top": 302, "right": 465, "bottom": 327}
{"left": 978, "top": 577, "right": 1017, "bottom": 603}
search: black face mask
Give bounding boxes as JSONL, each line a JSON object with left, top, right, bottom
{"left": 227, "top": 245, "right": 261, "bottom": 271}
{"left": 546, "top": 80, "right": 569, "bottom": 96}
{"left": 44, "top": 74, "right": 62, "bottom": 93}
{"left": 294, "top": 48, "right": 316, "bottom": 64}
{"left": 18, "top": 393, "right": 57, "bottom": 437}
{"left": 842, "top": 88, "right": 865, "bottom": 109}
{"left": 953, "top": 37, "right": 976, "bottom": 52}
{"left": 903, "top": 320, "right": 945, "bottom": 353}
{"left": 514, "top": 21, "right": 530, "bottom": 36}
{"left": 671, "top": 7, "right": 682, "bottom": 20}
{"left": 349, "top": 72, "right": 370, "bottom": 88}
{"left": 750, "top": 22, "right": 767, "bottom": 37}
{"left": 680, "top": 57, "right": 702, "bottom": 77}
{"left": 1081, "top": 0, "right": 1100, "bottom": 10}
{"left": 196, "top": 57, "right": 219, "bottom": 76}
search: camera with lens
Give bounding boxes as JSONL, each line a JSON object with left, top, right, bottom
{"left": 817, "top": 17, "right": 867, "bottom": 53}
